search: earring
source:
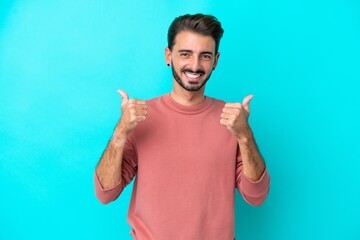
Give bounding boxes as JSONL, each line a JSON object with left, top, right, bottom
{"left": 167, "top": 64, "right": 170, "bottom": 66}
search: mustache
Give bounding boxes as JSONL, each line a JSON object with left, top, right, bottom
{"left": 182, "top": 69, "right": 205, "bottom": 75}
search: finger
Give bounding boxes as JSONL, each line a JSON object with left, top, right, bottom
{"left": 220, "top": 119, "right": 232, "bottom": 129}
{"left": 220, "top": 118, "right": 229, "bottom": 126}
{"left": 117, "top": 90, "right": 129, "bottom": 107}
{"left": 127, "top": 103, "right": 147, "bottom": 112}
{"left": 137, "top": 116, "right": 146, "bottom": 122}
{"left": 242, "top": 94, "right": 254, "bottom": 112}
{"left": 222, "top": 107, "right": 241, "bottom": 114}
{"left": 128, "top": 99, "right": 147, "bottom": 105}
{"left": 134, "top": 109, "right": 148, "bottom": 116}
{"left": 224, "top": 102, "right": 242, "bottom": 108}
{"left": 220, "top": 116, "right": 234, "bottom": 125}
{"left": 220, "top": 112, "right": 236, "bottom": 120}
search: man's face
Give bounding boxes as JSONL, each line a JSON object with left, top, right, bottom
{"left": 165, "top": 31, "right": 220, "bottom": 92}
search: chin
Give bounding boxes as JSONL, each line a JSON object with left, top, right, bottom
{"left": 182, "top": 80, "right": 207, "bottom": 92}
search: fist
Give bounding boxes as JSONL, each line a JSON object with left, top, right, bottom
{"left": 117, "top": 90, "right": 147, "bottom": 134}
{"left": 220, "top": 95, "right": 253, "bottom": 139}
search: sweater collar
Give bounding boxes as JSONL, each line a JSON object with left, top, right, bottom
{"left": 161, "top": 93, "right": 213, "bottom": 115}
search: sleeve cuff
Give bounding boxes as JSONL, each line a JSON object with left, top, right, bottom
{"left": 240, "top": 168, "right": 270, "bottom": 198}
{"left": 94, "top": 172, "right": 123, "bottom": 204}
{"left": 94, "top": 171, "right": 122, "bottom": 192}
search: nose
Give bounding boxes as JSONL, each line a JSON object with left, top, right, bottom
{"left": 189, "top": 56, "right": 202, "bottom": 71}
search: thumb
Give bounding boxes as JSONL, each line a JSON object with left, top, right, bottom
{"left": 117, "top": 89, "right": 129, "bottom": 107}
{"left": 242, "top": 94, "right": 254, "bottom": 112}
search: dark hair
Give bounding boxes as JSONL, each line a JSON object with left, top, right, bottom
{"left": 167, "top": 14, "right": 224, "bottom": 53}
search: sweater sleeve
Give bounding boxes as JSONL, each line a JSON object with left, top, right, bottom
{"left": 94, "top": 133, "right": 138, "bottom": 204}
{"left": 235, "top": 148, "right": 270, "bottom": 206}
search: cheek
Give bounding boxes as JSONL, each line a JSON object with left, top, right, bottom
{"left": 173, "top": 60, "right": 187, "bottom": 71}
{"left": 204, "top": 62, "right": 215, "bottom": 72}
{"left": 177, "top": 58, "right": 188, "bottom": 66}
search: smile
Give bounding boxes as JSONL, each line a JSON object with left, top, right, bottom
{"left": 184, "top": 72, "right": 203, "bottom": 80}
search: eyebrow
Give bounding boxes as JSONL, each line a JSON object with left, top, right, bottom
{"left": 178, "top": 49, "right": 214, "bottom": 55}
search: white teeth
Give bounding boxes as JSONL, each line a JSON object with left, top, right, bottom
{"left": 185, "top": 72, "right": 201, "bottom": 79}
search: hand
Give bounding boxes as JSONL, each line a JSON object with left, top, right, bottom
{"left": 220, "top": 95, "right": 254, "bottom": 140}
{"left": 117, "top": 90, "right": 147, "bottom": 135}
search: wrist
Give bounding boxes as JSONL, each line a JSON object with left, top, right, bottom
{"left": 112, "top": 124, "right": 129, "bottom": 146}
{"left": 236, "top": 125, "right": 253, "bottom": 145}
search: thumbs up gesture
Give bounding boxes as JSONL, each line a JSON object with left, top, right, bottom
{"left": 117, "top": 90, "right": 147, "bottom": 135}
{"left": 220, "top": 95, "right": 254, "bottom": 140}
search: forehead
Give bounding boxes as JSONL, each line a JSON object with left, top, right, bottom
{"left": 173, "top": 31, "right": 216, "bottom": 53}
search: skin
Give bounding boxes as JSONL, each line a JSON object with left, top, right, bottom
{"left": 96, "top": 31, "right": 265, "bottom": 189}
{"left": 165, "top": 31, "right": 219, "bottom": 106}
{"left": 95, "top": 90, "right": 147, "bottom": 189}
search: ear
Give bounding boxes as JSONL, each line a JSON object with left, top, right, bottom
{"left": 212, "top": 52, "right": 220, "bottom": 69}
{"left": 165, "top": 47, "right": 172, "bottom": 66}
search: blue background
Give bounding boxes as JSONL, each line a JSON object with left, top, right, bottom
{"left": 1, "top": 0, "right": 359, "bottom": 239}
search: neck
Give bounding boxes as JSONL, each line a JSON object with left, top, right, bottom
{"left": 170, "top": 82, "right": 206, "bottom": 106}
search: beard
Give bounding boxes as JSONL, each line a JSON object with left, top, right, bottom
{"left": 171, "top": 62, "right": 213, "bottom": 92}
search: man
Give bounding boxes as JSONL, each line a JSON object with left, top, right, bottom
{"left": 94, "top": 14, "right": 270, "bottom": 240}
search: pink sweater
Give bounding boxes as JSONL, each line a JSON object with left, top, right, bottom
{"left": 94, "top": 94, "right": 270, "bottom": 240}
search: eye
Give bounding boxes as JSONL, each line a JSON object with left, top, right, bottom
{"left": 180, "top": 53, "right": 190, "bottom": 58}
{"left": 201, "top": 54, "right": 213, "bottom": 60}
